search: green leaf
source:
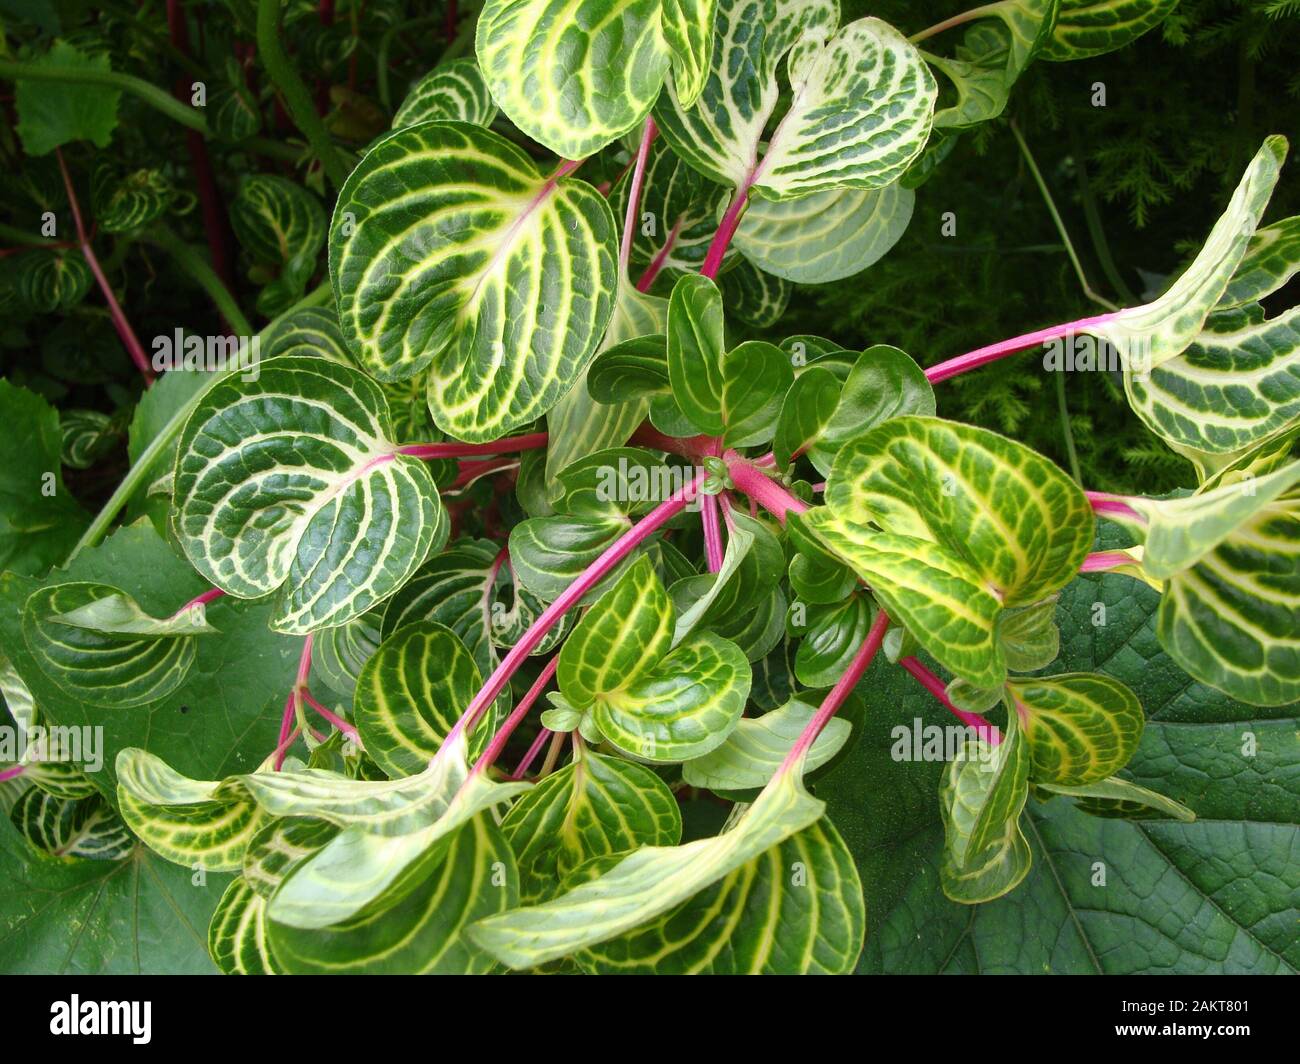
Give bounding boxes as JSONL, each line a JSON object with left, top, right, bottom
{"left": 811, "top": 416, "right": 1092, "bottom": 687}
{"left": 793, "top": 593, "right": 876, "bottom": 688}
{"left": 392, "top": 58, "right": 498, "bottom": 128}
{"left": 23, "top": 582, "right": 207, "bottom": 707}
{"left": 720, "top": 340, "right": 794, "bottom": 447}
{"left": 0, "top": 380, "right": 90, "bottom": 576}
{"left": 242, "top": 816, "right": 341, "bottom": 899}
{"left": 657, "top": 6, "right": 936, "bottom": 199}
{"left": 12, "top": 248, "right": 92, "bottom": 313}
{"left": 331, "top": 121, "right": 618, "bottom": 442}
{"left": 312, "top": 609, "right": 382, "bottom": 698}
{"left": 230, "top": 175, "right": 326, "bottom": 315}
{"left": 15, "top": 40, "right": 121, "bottom": 155}
{"left": 501, "top": 744, "right": 681, "bottom": 903}
{"left": 59, "top": 408, "right": 118, "bottom": 470}
{"left": 670, "top": 510, "right": 782, "bottom": 643}
{"left": 469, "top": 764, "right": 826, "bottom": 968}
{"left": 575, "top": 815, "right": 864, "bottom": 973}
{"left": 773, "top": 365, "right": 840, "bottom": 471}
{"left": 720, "top": 260, "right": 792, "bottom": 329}
{"left": 1042, "top": 0, "right": 1180, "bottom": 61}
{"left": 681, "top": 698, "right": 850, "bottom": 791}
{"left": 353, "top": 621, "right": 486, "bottom": 777}
{"left": 173, "top": 355, "right": 447, "bottom": 633}
{"left": 91, "top": 164, "right": 173, "bottom": 233}
{"left": 267, "top": 815, "right": 518, "bottom": 974}
{"left": 997, "top": 595, "right": 1060, "bottom": 671}
{"left": 734, "top": 182, "right": 914, "bottom": 283}
{"left": 509, "top": 513, "right": 631, "bottom": 603}
{"left": 10, "top": 789, "right": 132, "bottom": 861}
{"left": 208, "top": 877, "right": 279, "bottom": 975}
{"left": 1036, "top": 777, "right": 1196, "bottom": 822}
{"left": 667, "top": 274, "right": 726, "bottom": 434}
{"left": 588, "top": 335, "right": 670, "bottom": 404}
{"left": 1219, "top": 216, "right": 1300, "bottom": 308}
{"left": 1010, "top": 672, "right": 1145, "bottom": 785}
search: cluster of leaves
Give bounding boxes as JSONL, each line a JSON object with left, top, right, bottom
{"left": 0, "top": 0, "right": 1296, "bottom": 976}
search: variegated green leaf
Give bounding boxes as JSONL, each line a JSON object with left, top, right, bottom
{"left": 173, "top": 355, "right": 447, "bottom": 634}
{"left": 501, "top": 743, "right": 681, "bottom": 903}
{"left": 10, "top": 789, "right": 133, "bottom": 861}
{"left": 469, "top": 763, "right": 825, "bottom": 968}
{"left": 91, "top": 164, "right": 173, "bottom": 233}
{"left": 353, "top": 621, "right": 487, "bottom": 777}
{"left": 260, "top": 306, "right": 353, "bottom": 362}
{"left": 681, "top": 698, "right": 849, "bottom": 791}
{"left": 810, "top": 416, "right": 1091, "bottom": 687}
{"left": 735, "top": 181, "right": 914, "bottom": 284}
{"left": 330, "top": 121, "right": 618, "bottom": 441}
{"left": 313, "top": 610, "right": 382, "bottom": 698}
{"left": 392, "top": 58, "right": 498, "bottom": 128}
{"left": 208, "top": 877, "right": 280, "bottom": 975}
{"left": 267, "top": 814, "right": 517, "bottom": 974}
{"left": 1009, "top": 672, "right": 1145, "bottom": 785}
{"left": 939, "top": 723, "right": 1032, "bottom": 904}
{"left": 667, "top": 273, "right": 726, "bottom": 434}
{"left": 661, "top": 0, "right": 718, "bottom": 106}
{"left": 1103, "top": 136, "right": 1288, "bottom": 374}
{"left": 793, "top": 593, "right": 875, "bottom": 688}
{"left": 576, "top": 815, "right": 863, "bottom": 973}
{"left": 508, "top": 512, "right": 632, "bottom": 602}
{"left": 1041, "top": 0, "right": 1180, "bottom": 61}
{"left": 997, "top": 595, "right": 1060, "bottom": 672}
{"left": 656, "top": 4, "right": 935, "bottom": 199}
{"left": 115, "top": 748, "right": 267, "bottom": 872}
{"left": 14, "top": 248, "right": 92, "bottom": 312}
{"left": 1219, "top": 216, "right": 1300, "bottom": 308}
{"left": 59, "top": 409, "right": 118, "bottom": 470}
{"left": 242, "top": 816, "right": 341, "bottom": 899}
{"left": 230, "top": 174, "right": 326, "bottom": 315}
{"left": 721, "top": 262, "right": 791, "bottom": 329}
{"left": 1036, "top": 776, "right": 1197, "bottom": 822}
{"left": 22, "top": 583, "right": 206, "bottom": 707}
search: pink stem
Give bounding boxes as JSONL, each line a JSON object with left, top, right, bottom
{"left": 56, "top": 149, "right": 154, "bottom": 385}
{"left": 273, "top": 692, "right": 297, "bottom": 771}
{"left": 0, "top": 764, "right": 27, "bottom": 783}
{"left": 701, "top": 492, "right": 724, "bottom": 572}
{"left": 620, "top": 117, "right": 658, "bottom": 274}
{"left": 898, "top": 657, "right": 1000, "bottom": 742}
{"left": 446, "top": 468, "right": 710, "bottom": 748}
{"left": 924, "top": 313, "right": 1118, "bottom": 384}
{"left": 510, "top": 727, "right": 554, "bottom": 780}
{"left": 628, "top": 423, "right": 715, "bottom": 461}
{"left": 636, "top": 218, "right": 682, "bottom": 292}
{"left": 301, "top": 690, "right": 358, "bottom": 737}
{"left": 700, "top": 185, "right": 750, "bottom": 280}
{"left": 781, "top": 610, "right": 891, "bottom": 771}
{"left": 271, "top": 726, "right": 303, "bottom": 771}
{"left": 1080, "top": 549, "right": 1139, "bottom": 573}
{"left": 1085, "top": 490, "right": 1146, "bottom": 524}
{"left": 169, "top": 586, "right": 225, "bottom": 619}
{"left": 274, "top": 635, "right": 315, "bottom": 770}
{"left": 396, "top": 432, "right": 549, "bottom": 460}
{"left": 472, "top": 656, "right": 559, "bottom": 776}
{"left": 728, "top": 457, "right": 808, "bottom": 524}
{"left": 446, "top": 455, "right": 519, "bottom": 492}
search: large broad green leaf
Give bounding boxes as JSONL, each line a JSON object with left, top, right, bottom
{"left": 1041, "top": 0, "right": 1180, "bottom": 61}
{"left": 476, "top": 0, "right": 715, "bottom": 159}
{"left": 822, "top": 552, "right": 1299, "bottom": 974}
{"left": 0, "top": 380, "right": 90, "bottom": 576}
{"left": 469, "top": 764, "right": 826, "bottom": 968}
{"left": 331, "top": 121, "right": 618, "bottom": 442}
{"left": 15, "top": 40, "right": 121, "bottom": 155}
{"left": 0, "top": 523, "right": 302, "bottom": 792}
{"left": 502, "top": 744, "right": 681, "bottom": 904}
{"left": 576, "top": 815, "right": 864, "bottom": 973}
{"left": 1102, "top": 137, "right": 1288, "bottom": 374}
{"left": 0, "top": 820, "right": 230, "bottom": 974}
{"left": 809, "top": 416, "right": 1092, "bottom": 687}
{"left": 1009, "top": 673, "right": 1145, "bottom": 785}
{"left": 656, "top": 3, "right": 936, "bottom": 200}
{"left": 735, "top": 182, "right": 914, "bottom": 283}
{"left": 392, "top": 58, "right": 498, "bottom": 128}
{"left": 353, "top": 621, "right": 486, "bottom": 777}
{"left": 22, "top": 582, "right": 210, "bottom": 708}
{"left": 172, "top": 355, "right": 446, "bottom": 634}
{"left": 267, "top": 815, "right": 517, "bottom": 974}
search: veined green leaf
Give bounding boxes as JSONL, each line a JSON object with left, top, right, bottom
{"left": 1009, "top": 673, "right": 1145, "bottom": 785}
{"left": 10, "top": 789, "right": 132, "bottom": 861}
{"left": 793, "top": 593, "right": 876, "bottom": 688}
{"left": 392, "top": 58, "right": 498, "bottom": 128}
{"left": 331, "top": 121, "right": 617, "bottom": 441}
{"left": 1037, "top": 777, "right": 1196, "bottom": 822}
{"left": 502, "top": 744, "right": 681, "bottom": 903}
{"left": 661, "top": 0, "right": 719, "bottom": 106}
{"left": 657, "top": 5, "right": 936, "bottom": 199}
{"left": 997, "top": 595, "right": 1060, "bottom": 672}
{"left": 667, "top": 274, "right": 727, "bottom": 434}
{"left": 173, "top": 355, "right": 446, "bottom": 634}
{"left": 231, "top": 175, "right": 326, "bottom": 315}
{"left": 12, "top": 248, "right": 92, "bottom": 313}
{"left": 671, "top": 511, "right": 782, "bottom": 643}
{"left": 313, "top": 610, "right": 382, "bottom": 698}
{"left": 720, "top": 261, "right": 791, "bottom": 328}
{"left": 509, "top": 513, "right": 632, "bottom": 603}
{"left": 735, "top": 182, "right": 914, "bottom": 283}
{"left": 268, "top": 815, "right": 517, "bottom": 974}
{"left": 23, "top": 583, "right": 205, "bottom": 707}
{"left": 261, "top": 306, "right": 353, "bottom": 362}
{"left": 91, "top": 164, "right": 173, "bottom": 233}
{"left": 353, "top": 621, "right": 486, "bottom": 777}
{"left": 469, "top": 764, "right": 825, "bottom": 968}
{"left": 576, "top": 815, "right": 864, "bottom": 973}
{"left": 242, "top": 817, "right": 341, "bottom": 899}
{"left": 774, "top": 365, "right": 840, "bottom": 471}
{"left": 681, "top": 698, "right": 850, "bottom": 791}
{"left": 1218, "top": 216, "right": 1300, "bottom": 308}
{"left": 208, "top": 878, "right": 280, "bottom": 975}
{"left": 1103, "top": 136, "right": 1288, "bottom": 374}
{"left": 59, "top": 409, "right": 118, "bottom": 470}
{"left": 721, "top": 340, "right": 794, "bottom": 446}
{"left": 1042, "top": 0, "right": 1180, "bottom": 61}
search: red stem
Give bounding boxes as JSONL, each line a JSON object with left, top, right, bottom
{"left": 924, "top": 313, "right": 1118, "bottom": 384}
{"left": 628, "top": 423, "right": 715, "bottom": 461}
{"left": 472, "top": 656, "right": 559, "bottom": 776}
{"left": 1080, "top": 549, "right": 1140, "bottom": 573}
{"left": 446, "top": 456, "right": 520, "bottom": 492}
{"left": 274, "top": 635, "right": 315, "bottom": 770}
{"left": 446, "top": 468, "right": 710, "bottom": 749}
{"left": 56, "top": 150, "right": 155, "bottom": 385}
{"left": 302, "top": 689, "right": 358, "bottom": 737}
{"left": 781, "top": 610, "right": 891, "bottom": 771}
{"left": 898, "top": 657, "right": 999, "bottom": 741}
{"left": 510, "top": 727, "right": 554, "bottom": 780}
{"left": 701, "top": 492, "right": 724, "bottom": 572}
{"left": 636, "top": 218, "right": 682, "bottom": 292}
{"left": 1085, "top": 491, "right": 1145, "bottom": 524}
{"left": 396, "top": 432, "right": 549, "bottom": 460}
{"left": 620, "top": 117, "right": 658, "bottom": 274}
{"left": 728, "top": 457, "right": 808, "bottom": 524}
{"left": 700, "top": 185, "right": 750, "bottom": 280}
{"left": 170, "top": 586, "right": 226, "bottom": 618}
{"left": 444, "top": 0, "right": 458, "bottom": 43}
{"left": 0, "top": 764, "right": 27, "bottom": 783}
